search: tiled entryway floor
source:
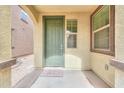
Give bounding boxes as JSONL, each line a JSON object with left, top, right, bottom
{"left": 31, "top": 70, "right": 94, "bottom": 88}
{"left": 13, "top": 69, "right": 110, "bottom": 88}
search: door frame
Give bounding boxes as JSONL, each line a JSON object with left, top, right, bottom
{"left": 43, "top": 16, "right": 65, "bottom": 67}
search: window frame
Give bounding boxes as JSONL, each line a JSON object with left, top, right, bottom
{"left": 90, "top": 5, "right": 115, "bottom": 56}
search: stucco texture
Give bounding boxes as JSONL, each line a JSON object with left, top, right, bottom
{"left": 11, "top": 5, "right": 34, "bottom": 57}
{"left": 0, "top": 67, "right": 11, "bottom": 88}
{"left": 0, "top": 6, "right": 12, "bottom": 60}
{"left": 91, "top": 53, "right": 115, "bottom": 87}
{"left": 0, "top": 6, "right": 12, "bottom": 87}
{"left": 114, "top": 6, "right": 124, "bottom": 87}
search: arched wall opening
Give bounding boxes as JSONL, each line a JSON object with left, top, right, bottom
{"left": 11, "top": 5, "right": 37, "bottom": 87}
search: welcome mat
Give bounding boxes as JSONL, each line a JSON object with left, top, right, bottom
{"left": 40, "top": 67, "right": 64, "bottom": 77}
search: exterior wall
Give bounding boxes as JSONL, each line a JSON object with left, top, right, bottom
{"left": 114, "top": 6, "right": 124, "bottom": 87}
{"left": 65, "top": 13, "right": 91, "bottom": 70}
{"left": 91, "top": 53, "right": 115, "bottom": 87}
{"left": 11, "top": 5, "right": 33, "bottom": 57}
{"left": 40, "top": 12, "right": 91, "bottom": 70}
{"left": 115, "top": 6, "right": 124, "bottom": 61}
{"left": 90, "top": 6, "right": 118, "bottom": 87}
{"left": 90, "top": 5, "right": 124, "bottom": 87}
{"left": 0, "top": 6, "right": 12, "bottom": 87}
{"left": 0, "top": 6, "right": 12, "bottom": 60}
{"left": 33, "top": 17, "right": 43, "bottom": 68}
{"left": 14, "top": 6, "right": 124, "bottom": 88}
{"left": 20, "top": 6, "right": 42, "bottom": 68}
{"left": 0, "top": 67, "right": 11, "bottom": 88}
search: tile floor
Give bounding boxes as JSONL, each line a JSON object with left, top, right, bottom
{"left": 31, "top": 70, "right": 94, "bottom": 88}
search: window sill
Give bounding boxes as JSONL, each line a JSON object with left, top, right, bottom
{"left": 90, "top": 49, "right": 115, "bottom": 56}
{"left": 110, "top": 59, "right": 124, "bottom": 71}
{"left": 0, "top": 59, "right": 16, "bottom": 70}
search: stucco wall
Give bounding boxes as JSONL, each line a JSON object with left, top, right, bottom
{"left": 114, "top": 6, "right": 124, "bottom": 87}
{"left": 91, "top": 5, "right": 124, "bottom": 88}
{"left": 39, "top": 12, "right": 91, "bottom": 70}
{"left": 33, "top": 16, "right": 43, "bottom": 68}
{"left": 64, "top": 13, "right": 91, "bottom": 70}
{"left": 0, "top": 6, "right": 12, "bottom": 87}
{"left": 0, "top": 6, "right": 12, "bottom": 60}
{"left": 115, "top": 6, "right": 124, "bottom": 61}
{"left": 0, "top": 67, "right": 11, "bottom": 88}
{"left": 11, "top": 5, "right": 34, "bottom": 57}
{"left": 91, "top": 53, "right": 115, "bottom": 87}
{"left": 90, "top": 6, "right": 118, "bottom": 87}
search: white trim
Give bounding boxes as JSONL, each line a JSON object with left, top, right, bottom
{"left": 93, "top": 24, "right": 110, "bottom": 33}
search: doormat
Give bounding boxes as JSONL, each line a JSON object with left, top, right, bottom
{"left": 40, "top": 67, "right": 64, "bottom": 77}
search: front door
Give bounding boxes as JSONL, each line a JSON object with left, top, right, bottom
{"left": 44, "top": 16, "right": 64, "bottom": 67}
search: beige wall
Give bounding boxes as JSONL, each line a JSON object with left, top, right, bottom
{"left": 33, "top": 16, "right": 43, "bottom": 68}
{"left": 0, "top": 67, "right": 11, "bottom": 88}
{"left": 39, "top": 12, "right": 91, "bottom": 70}
{"left": 115, "top": 6, "right": 124, "bottom": 61}
{"left": 0, "top": 6, "right": 12, "bottom": 60}
{"left": 91, "top": 53, "right": 115, "bottom": 87}
{"left": 0, "top": 6, "right": 12, "bottom": 87}
{"left": 90, "top": 6, "right": 121, "bottom": 87}
{"left": 91, "top": 5, "right": 124, "bottom": 88}
{"left": 64, "top": 13, "right": 91, "bottom": 70}
{"left": 114, "top": 6, "right": 124, "bottom": 87}
{"left": 90, "top": 5, "right": 124, "bottom": 88}
{"left": 20, "top": 6, "right": 42, "bottom": 68}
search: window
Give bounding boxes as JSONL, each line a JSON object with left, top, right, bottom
{"left": 67, "top": 19, "right": 77, "bottom": 48}
{"left": 90, "top": 5, "right": 115, "bottom": 56}
{"left": 67, "top": 20, "right": 77, "bottom": 33}
{"left": 20, "top": 10, "right": 28, "bottom": 24}
{"left": 67, "top": 34, "right": 77, "bottom": 48}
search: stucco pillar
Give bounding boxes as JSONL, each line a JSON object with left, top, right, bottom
{"left": 33, "top": 16, "right": 44, "bottom": 68}
{"left": 114, "top": 5, "right": 124, "bottom": 88}
{"left": 0, "top": 6, "right": 12, "bottom": 87}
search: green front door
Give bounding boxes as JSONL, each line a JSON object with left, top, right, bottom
{"left": 44, "top": 16, "right": 64, "bottom": 67}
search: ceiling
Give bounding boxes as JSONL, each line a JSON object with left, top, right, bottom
{"left": 32, "top": 5, "right": 98, "bottom": 13}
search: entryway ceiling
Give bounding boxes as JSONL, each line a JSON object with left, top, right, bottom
{"left": 32, "top": 5, "right": 98, "bottom": 13}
